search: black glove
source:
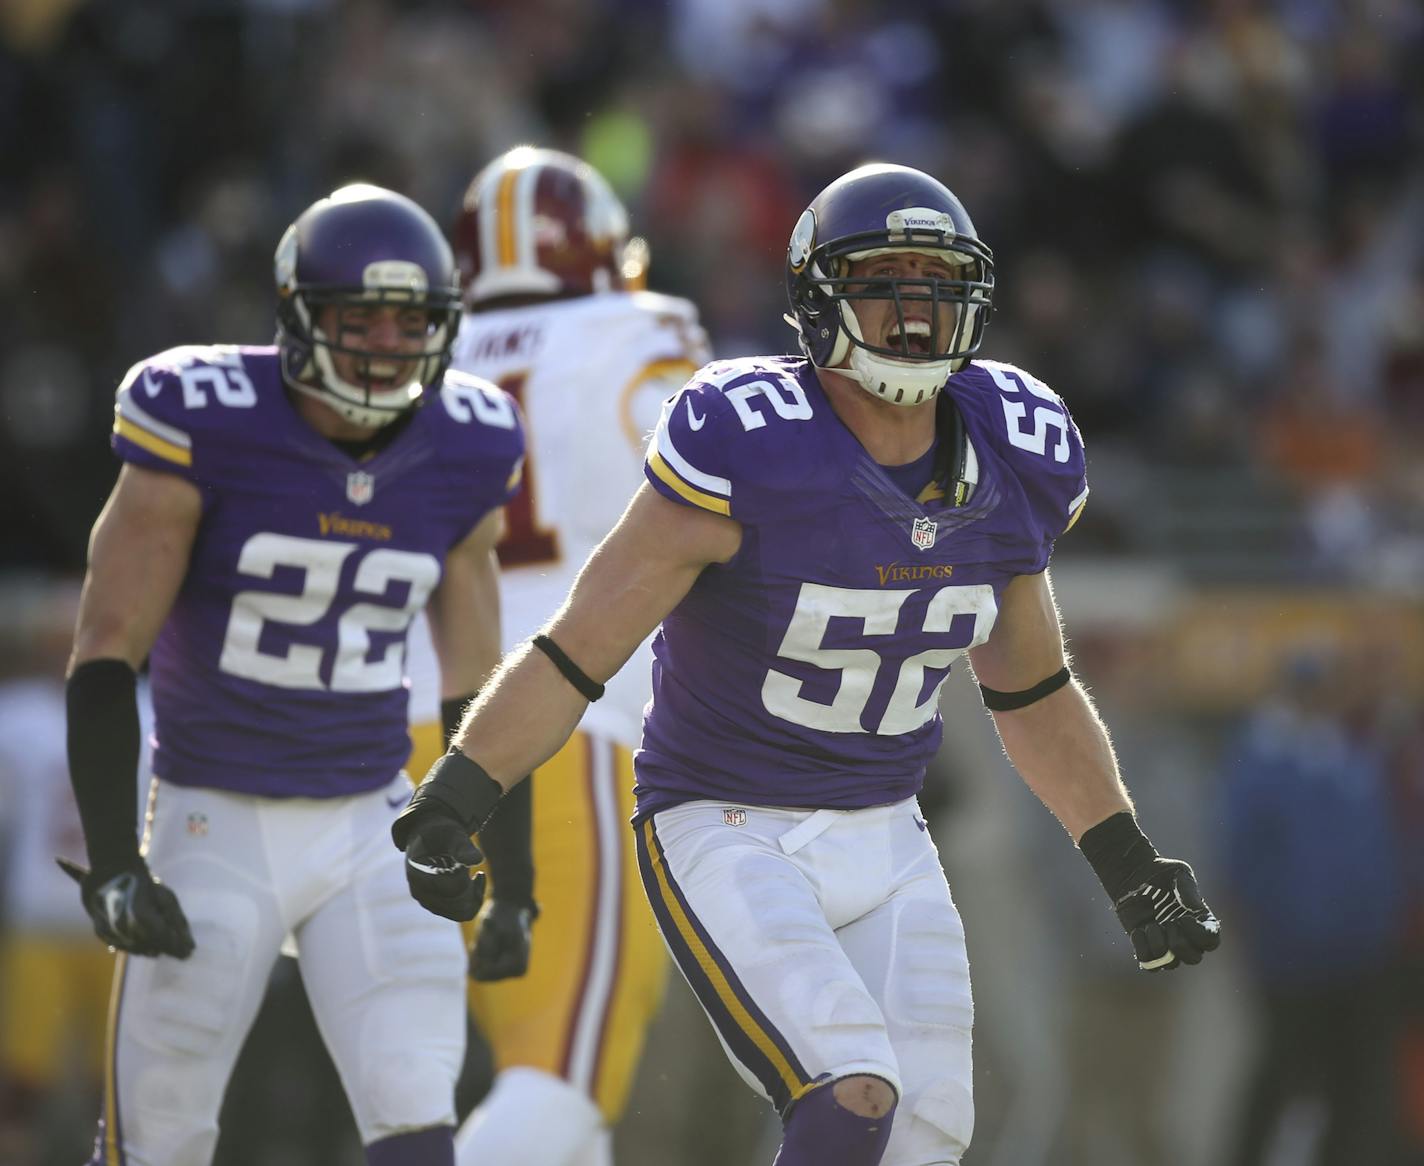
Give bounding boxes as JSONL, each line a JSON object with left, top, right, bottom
{"left": 393, "top": 750, "right": 508, "bottom": 922}
{"left": 1079, "top": 812, "right": 1221, "bottom": 972}
{"left": 58, "top": 856, "right": 195, "bottom": 959}
{"left": 470, "top": 899, "right": 538, "bottom": 982}
{"left": 1111, "top": 858, "right": 1221, "bottom": 970}
{"left": 469, "top": 777, "right": 535, "bottom": 981}
{"left": 403, "top": 813, "right": 487, "bottom": 923}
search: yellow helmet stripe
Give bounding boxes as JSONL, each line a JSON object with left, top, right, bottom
{"left": 496, "top": 164, "right": 524, "bottom": 267}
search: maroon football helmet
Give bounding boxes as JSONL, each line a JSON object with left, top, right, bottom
{"left": 452, "top": 147, "right": 638, "bottom": 307}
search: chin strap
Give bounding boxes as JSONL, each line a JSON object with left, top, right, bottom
{"left": 932, "top": 392, "right": 974, "bottom": 506}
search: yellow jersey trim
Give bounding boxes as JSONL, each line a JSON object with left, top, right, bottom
{"left": 619, "top": 357, "right": 700, "bottom": 451}
{"left": 640, "top": 820, "right": 813, "bottom": 1105}
{"left": 115, "top": 416, "right": 193, "bottom": 467}
{"left": 647, "top": 451, "right": 732, "bottom": 516}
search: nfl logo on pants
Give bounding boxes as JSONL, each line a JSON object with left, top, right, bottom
{"left": 722, "top": 807, "right": 747, "bottom": 827}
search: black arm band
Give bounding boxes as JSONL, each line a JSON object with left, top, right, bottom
{"left": 980, "top": 665, "right": 1071, "bottom": 711}
{"left": 65, "top": 658, "right": 142, "bottom": 874}
{"left": 392, "top": 750, "right": 505, "bottom": 848}
{"left": 1079, "top": 811, "right": 1160, "bottom": 902}
{"left": 441, "top": 693, "right": 476, "bottom": 748}
{"left": 532, "top": 634, "right": 604, "bottom": 702}
{"left": 477, "top": 776, "right": 534, "bottom": 906}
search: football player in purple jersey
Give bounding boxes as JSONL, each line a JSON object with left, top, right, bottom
{"left": 62, "top": 184, "right": 529, "bottom": 1166}
{"left": 393, "top": 163, "right": 1221, "bottom": 1166}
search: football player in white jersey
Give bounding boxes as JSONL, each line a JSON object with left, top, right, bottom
{"left": 403, "top": 147, "right": 711, "bottom": 1166}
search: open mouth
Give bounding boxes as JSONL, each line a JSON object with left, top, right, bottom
{"left": 887, "top": 319, "right": 935, "bottom": 356}
{"left": 363, "top": 358, "right": 413, "bottom": 389}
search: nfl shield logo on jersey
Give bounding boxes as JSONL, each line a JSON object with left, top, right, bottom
{"left": 346, "top": 470, "right": 375, "bottom": 506}
{"left": 722, "top": 807, "right": 747, "bottom": 827}
{"left": 911, "top": 516, "right": 938, "bottom": 550}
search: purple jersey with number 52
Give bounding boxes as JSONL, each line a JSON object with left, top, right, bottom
{"left": 111, "top": 344, "right": 524, "bottom": 798}
{"left": 637, "top": 356, "right": 1087, "bottom": 817}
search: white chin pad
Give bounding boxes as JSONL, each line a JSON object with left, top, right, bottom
{"left": 848, "top": 347, "right": 953, "bottom": 406}
{"left": 309, "top": 345, "right": 423, "bottom": 428}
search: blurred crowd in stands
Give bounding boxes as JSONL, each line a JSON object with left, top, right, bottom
{"left": 3, "top": 0, "right": 1424, "bottom": 585}
{"left": 1, "top": 1, "right": 1422, "bottom": 1164}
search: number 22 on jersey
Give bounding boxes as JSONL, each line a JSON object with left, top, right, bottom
{"left": 219, "top": 533, "right": 439, "bottom": 692}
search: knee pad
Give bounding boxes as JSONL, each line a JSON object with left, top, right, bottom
{"left": 456, "top": 1067, "right": 603, "bottom": 1166}
{"left": 882, "top": 1077, "right": 974, "bottom": 1166}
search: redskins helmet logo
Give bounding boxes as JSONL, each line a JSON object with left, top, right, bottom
{"left": 788, "top": 209, "right": 816, "bottom": 273}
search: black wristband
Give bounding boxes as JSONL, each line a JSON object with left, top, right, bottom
{"left": 392, "top": 749, "right": 505, "bottom": 849}
{"left": 477, "top": 776, "right": 534, "bottom": 906}
{"left": 980, "top": 666, "right": 1071, "bottom": 712}
{"left": 65, "top": 658, "right": 142, "bottom": 874}
{"left": 440, "top": 693, "right": 476, "bottom": 748}
{"left": 532, "top": 634, "right": 605, "bottom": 702}
{"left": 1079, "top": 811, "right": 1160, "bottom": 902}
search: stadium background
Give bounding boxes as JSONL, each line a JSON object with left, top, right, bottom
{"left": 1, "top": 1, "right": 1421, "bottom": 1163}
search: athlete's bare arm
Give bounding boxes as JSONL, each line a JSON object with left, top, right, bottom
{"left": 70, "top": 464, "right": 202, "bottom": 671}
{"left": 426, "top": 507, "right": 506, "bottom": 700}
{"left": 450, "top": 483, "right": 741, "bottom": 789}
{"left": 968, "top": 569, "right": 1133, "bottom": 841}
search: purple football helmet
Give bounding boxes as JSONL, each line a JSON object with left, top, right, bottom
{"left": 275, "top": 184, "right": 461, "bottom": 429}
{"left": 785, "top": 163, "right": 994, "bottom": 406}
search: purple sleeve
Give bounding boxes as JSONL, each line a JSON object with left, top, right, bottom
{"left": 431, "top": 373, "right": 528, "bottom": 535}
{"left": 994, "top": 366, "right": 1088, "bottom": 570}
{"left": 111, "top": 356, "right": 204, "bottom": 483}
{"left": 643, "top": 377, "right": 737, "bottom": 518}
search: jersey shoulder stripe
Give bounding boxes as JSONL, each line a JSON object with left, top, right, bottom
{"left": 647, "top": 392, "right": 732, "bottom": 515}
{"left": 644, "top": 356, "right": 822, "bottom": 520}
{"left": 114, "top": 387, "right": 193, "bottom": 466}
{"left": 111, "top": 345, "right": 255, "bottom": 470}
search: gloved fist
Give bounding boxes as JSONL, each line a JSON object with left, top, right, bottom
{"left": 403, "top": 813, "right": 486, "bottom": 923}
{"left": 469, "top": 899, "right": 538, "bottom": 982}
{"left": 58, "top": 856, "right": 195, "bottom": 959}
{"left": 1079, "top": 811, "right": 1222, "bottom": 973}
{"left": 1110, "top": 857, "right": 1221, "bottom": 971}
